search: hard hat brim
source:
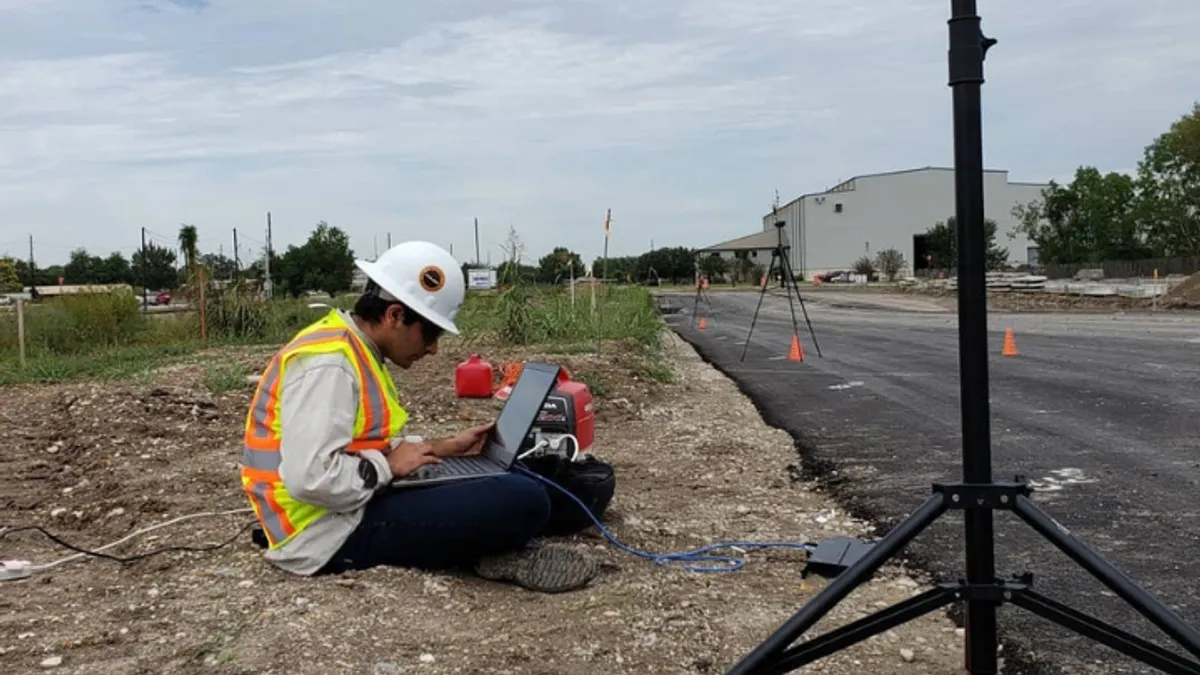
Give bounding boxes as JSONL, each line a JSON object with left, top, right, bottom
{"left": 355, "top": 259, "right": 461, "bottom": 335}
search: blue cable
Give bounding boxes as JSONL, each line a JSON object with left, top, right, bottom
{"left": 514, "top": 464, "right": 818, "bottom": 573}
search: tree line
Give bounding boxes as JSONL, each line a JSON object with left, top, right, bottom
{"left": 0, "top": 221, "right": 360, "bottom": 298}
{"left": 1011, "top": 103, "right": 1200, "bottom": 266}
{"left": 482, "top": 228, "right": 703, "bottom": 285}
{"left": 1, "top": 220, "right": 720, "bottom": 297}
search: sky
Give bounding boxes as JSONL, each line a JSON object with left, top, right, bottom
{"left": 1, "top": 0, "right": 1198, "bottom": 269}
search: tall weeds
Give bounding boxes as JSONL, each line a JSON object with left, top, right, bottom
{"left": 0, "top": 290, "right": 145, "bottom": 355}
{"left": 200, "top": 282, "right": 313, "bottom": 342}
{"left": 483, "top": 282, "right": 660, "bottom": 348}
{"left": 1, "top": 280, "right": 668, "bottom": 384}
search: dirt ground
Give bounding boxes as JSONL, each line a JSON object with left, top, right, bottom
{"left": 1163, "top": 271, "right": 1200, "bottom": 306}
{"left": 1, "top": 333, "right": 975, "bottom": 675}
{"left": 889, "top": 285, "right": 1196, "bottom": 313}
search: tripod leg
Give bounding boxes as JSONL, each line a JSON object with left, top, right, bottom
{"left": 776, "top": 247, "right": 805, "bottom": 359}
{"left": 1010, "top": 590, "right": 1200, "bottom": 674}
{"left": 1013, "top": 496, "right": 1200, "bottom": 659}
{"left": 725, "top": 493, "right": 947, "bottom": 675}
{"left": 740, "top": 250, "right": 778, "bottom": 362}
{"left": 778, "top": 247, "right": 822, "bottom": 358}
{"left": 765, "top": 586, "right": 959, "bottom": 674}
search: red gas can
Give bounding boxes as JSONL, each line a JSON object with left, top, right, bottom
{"left": 455, "top": 354, "right": 494, "bottom": 398}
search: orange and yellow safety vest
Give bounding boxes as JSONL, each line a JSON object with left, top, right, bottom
{"left": 239, "top": 310, "right": 408, "bottom": 549}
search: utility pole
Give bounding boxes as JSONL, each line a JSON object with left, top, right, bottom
{"left": 140, "top": 228, "right": 148, "bottom": 311}
{"left": 264, "top": 212, "right": 273, "bottom": 299}
{"left": 27, "top": 235, "right": 35, "bottom": 288}
{"left": 474, "top": 218, "right": 480, "bottom": 266}
{"left": 373, "top": 235, "right": 378, "bottom": 260}
{"left": 233, "top": 228, "right": 240, "bottom": 280}
{"left": 387, "top": 233, "right": 392, "bottom": 249}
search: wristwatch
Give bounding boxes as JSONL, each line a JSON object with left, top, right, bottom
{"left": 358, "top": 458, "right": 379, "bottom": 490}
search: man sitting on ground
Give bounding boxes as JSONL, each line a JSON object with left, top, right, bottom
{"left": 237, "top": 240, "right": 597, "bottom": 592}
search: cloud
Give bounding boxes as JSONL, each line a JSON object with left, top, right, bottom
{"left": 0, "top": 0, "right": 1198, "bottom": 267}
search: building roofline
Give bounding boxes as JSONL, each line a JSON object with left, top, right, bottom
{"left": 764, "top": 165, "right": 1049, "bottom": 219}
{"left": 699, "top": 229, "right": 790, "bottom": 253}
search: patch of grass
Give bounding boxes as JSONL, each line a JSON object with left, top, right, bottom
{"left": 641, "top": 354, "right": 675, "bottom": 383}
{"left": 453, "top": 282, "right": 674, "bottom": 382}
{"left": 573, "top": 370, "right": 609, "bottom": 397}
{"left": 0, "top": 283, "right": 678, "bottom": 386}
{"left": 461, "top": 284, "right": 663, "bottom": 348}
{"left": 201, "top": 286, "right": 319, "bottom": 343}
{"left": 0, "top": 343, "right": 198, "bottom": 386}
{"left": 202, "top": 362, "right": 252, "bottom": 396}
{"left": 0, "top": 288, "right": 326, "bottom": 386}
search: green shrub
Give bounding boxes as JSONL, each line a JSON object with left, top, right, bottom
{"left": 461, "top": 283, "right": 661, "bottom": 348}
{"left": 0, "top": 281, "right": 671, "bottom": 385}
{"left": 0, "top": 291, "right": 147, "bottom": 356}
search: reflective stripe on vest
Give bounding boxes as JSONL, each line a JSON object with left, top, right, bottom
{"left": 239, "top": 310, "right": 408, "bottom": 549}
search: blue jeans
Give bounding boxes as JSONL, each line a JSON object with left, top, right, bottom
{"left": 318, "top": 473, "right": 553, "bottom": 574}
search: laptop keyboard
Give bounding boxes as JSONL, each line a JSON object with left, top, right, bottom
{"left": 405, "top": 457, "right": 502, "bottom": 481}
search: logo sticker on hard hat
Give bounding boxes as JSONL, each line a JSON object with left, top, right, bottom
{"left": 419, "top": 266, "right": 445, "bottom": 292}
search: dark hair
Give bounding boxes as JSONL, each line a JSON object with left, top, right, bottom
{"left": 353, "top": 289, "right": 444, "bottom": 343}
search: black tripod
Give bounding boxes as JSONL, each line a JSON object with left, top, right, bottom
{"left": 739, "top": 220, "right": 821, "bottom": 362}
{"left": 725, "top": 2, "right": 1200, "bottom": 674}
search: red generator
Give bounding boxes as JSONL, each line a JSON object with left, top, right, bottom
{"left": 521, "top": 380, "right": 595, "bottom": 458}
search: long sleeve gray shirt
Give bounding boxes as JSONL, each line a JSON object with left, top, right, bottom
{"left": 262, "top": 312, "right": 399, "bottom": 575}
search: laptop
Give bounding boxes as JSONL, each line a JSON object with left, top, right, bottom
{"left": 389, "top": 361, "right": 562, "bottom": 488}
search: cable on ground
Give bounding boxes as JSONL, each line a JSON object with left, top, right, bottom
{"left": 1, "top": 508, "right": 255, "bottom": 575}
{"left": 514, "top": 464, "right": 817, "bottom": 573}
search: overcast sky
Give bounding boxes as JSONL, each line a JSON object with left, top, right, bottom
{"left": 1, "top": 0, "right": 1197, "bottom": 268}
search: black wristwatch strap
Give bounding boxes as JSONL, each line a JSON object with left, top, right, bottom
{"left": 358, "top": 457, "right": 379, "bottom": 490}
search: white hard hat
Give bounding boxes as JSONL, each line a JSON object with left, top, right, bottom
{"left": 355, "top": 241, "right": 465, "bottom": 335}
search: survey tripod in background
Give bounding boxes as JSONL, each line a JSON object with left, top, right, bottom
{"left": 724, "top": 1, "right": 1200, "bottom": 674}
{"left": 739, "top": 219, "right": 821, "bottom": 363}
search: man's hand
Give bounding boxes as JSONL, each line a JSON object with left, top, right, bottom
{"left": 436, "top": 422, "right": 495, "bottom": 458}
{"left": 387, "top": 441, "right": 442, "bottom": 477}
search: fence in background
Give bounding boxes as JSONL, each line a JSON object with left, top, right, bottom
{"left": 1042, "top": 255, "right": 1200, "bottom": 280}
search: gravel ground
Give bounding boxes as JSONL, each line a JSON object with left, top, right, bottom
{"left": 1, "top": 334, "right": 973, "bottom": 675}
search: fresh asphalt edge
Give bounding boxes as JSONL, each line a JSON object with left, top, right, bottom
{"left": 669, "top": 325, "right": 1058, "bottom": 675}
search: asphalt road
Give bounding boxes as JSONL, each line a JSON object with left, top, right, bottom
{"left": 662, "top": 290, "right": 1200, "bottom": 674}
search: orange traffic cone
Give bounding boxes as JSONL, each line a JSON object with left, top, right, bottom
{"left": 698, "top": 317, "right": 707, "bottom": 330}
{"left": 1002, "top": 328, "right": 1018, "bottom": 356}
{"left": 789, "top": 335, "right": 804, "bottom": 361}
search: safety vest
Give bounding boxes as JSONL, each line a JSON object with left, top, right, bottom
{"left": 239, "top": 310, "right": 408, "bottom": 549}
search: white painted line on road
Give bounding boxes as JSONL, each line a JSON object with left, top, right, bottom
{"left": 720, "top": 367, "right": 811, "bottom": 375}
{"left": 828, "top": 381, "right": 865, "bottom": 390}
{"left": 1028, "top": 467, "right": 1099, "bottom": 492}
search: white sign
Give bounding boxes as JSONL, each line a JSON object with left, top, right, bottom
{"left": 467, "top": 269, "right": 496, "bottom": 290}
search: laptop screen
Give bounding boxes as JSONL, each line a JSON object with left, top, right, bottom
{"left": 490, "top": 362, "right": 561, "bottom": 464}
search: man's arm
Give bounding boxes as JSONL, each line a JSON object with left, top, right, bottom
{"left": 392, "top": 422, "right": 494, "bottom": 458}
{"left": 277, "top": 355, "right": 393, "bottom": 512}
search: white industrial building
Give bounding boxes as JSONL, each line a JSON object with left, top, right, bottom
{"left": 751, "top": 166, "right": 1049, "bottom": 279}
